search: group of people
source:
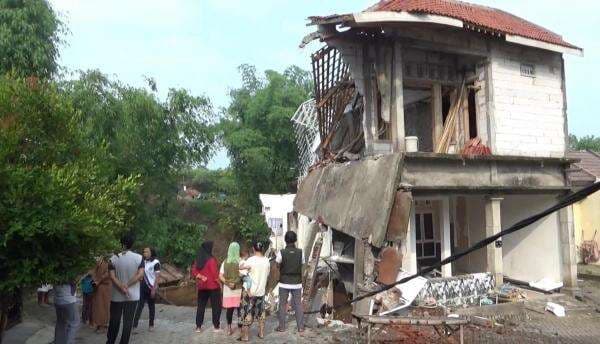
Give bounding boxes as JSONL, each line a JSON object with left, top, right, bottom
{"left": 51, "top": 233, "right": 161, "bottom": 344}
{"left": 52, "top": 229, "right": 305, "bottom": 343}
{"left": 192, "top": 230, "right": 305, "bottom": 341}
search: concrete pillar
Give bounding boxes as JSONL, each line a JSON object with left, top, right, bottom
{"left": 559, "top": 205, "right": 578, "bottom": 288}
{"left": 485, "top": 197, "right": 503, "bottom": 286}
{"left": 392, "top": 41, "right": 405, "bottom": 152}
{"left": 401, "top": 204, "right": 418, "bottom": 274}
{"left": 353, "top": 238, "right": 371, "bottom": 315}
{"left": 441, "top": 197, "right": 452, "bottom": 277}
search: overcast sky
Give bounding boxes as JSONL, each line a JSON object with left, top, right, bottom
{"left": 50, "top": 0, "right": 599, "bottom": 169}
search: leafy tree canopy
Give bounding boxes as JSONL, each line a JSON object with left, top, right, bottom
{"left": 0, "top": 76, "right": 138, "bottom": 292}
{"left": 570, "top": 134, "right": 600, "bottom": 152}
{"left": 218, "top": 64, "right": 311, "bottom": 242}
{"left": 0, "top": 0, "right": 63, "bottom": 78}
{"left": 221, "top": 64, "right": 311, "bottom": 207}
{"left": 61, "top": 71, "right": 216, "bottom": 266}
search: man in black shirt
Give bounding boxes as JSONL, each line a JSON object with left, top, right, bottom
{"left": 275, "top": 231, "right": 305, "bottom": 333}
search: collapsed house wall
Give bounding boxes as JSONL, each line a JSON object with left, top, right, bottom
{"left": 501, "top": 195, "right": 563, "bottom": 282}
{"left": 490, "top": 44, "right": 566, "bottom": 158}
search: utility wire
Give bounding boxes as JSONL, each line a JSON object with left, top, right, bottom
{"left": 305, "top": 181, "right": 600, "bottom": 314}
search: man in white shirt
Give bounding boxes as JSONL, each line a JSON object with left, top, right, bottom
{"left": 239, "top": 241, "right": 270, "bottom": 341}
{"left": 106, "top": 232, "right": 144, "bottom": 344}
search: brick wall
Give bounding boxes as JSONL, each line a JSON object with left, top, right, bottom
{"left": 490, "top": 44, "right": 566, "bottom": 158}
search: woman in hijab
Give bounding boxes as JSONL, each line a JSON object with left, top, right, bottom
{"left": 219, "top": 242, "right": 243, "bottom": 335}
{"left": 191, "top": 241, "right": 221, "bottom": 333}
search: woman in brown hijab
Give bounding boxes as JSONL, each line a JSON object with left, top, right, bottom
{"left": 91, "top": 256, "right": 112, "bottom": 331}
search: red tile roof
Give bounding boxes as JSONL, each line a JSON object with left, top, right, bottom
{"left": 369, "top": 0, "right": 579, "bottom": 49}
{"left": 568, "top": 150, "right": 600, "bottom": 186}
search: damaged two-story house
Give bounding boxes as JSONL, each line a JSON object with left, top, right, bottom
{"left": 292, "top": 0, "right": 583, "bottom": 313}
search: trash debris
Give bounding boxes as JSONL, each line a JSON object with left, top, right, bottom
{"left": 471, "top": 315, "right": 493, "bottom": 327}
{"left": 379, "top": 270, "right": 428, "bottom": 315}
{"left": 316, "top": 317, "right": 355, "bottom": 329}
{"left": 529, "top": 278, "right": 563, "bottom": 292}
{"left": 580, "top": 230, "right": 600, "bottom": 264}
{"left": 545, "top": 302, "right": 566, "bottom": 317}
{"left": 497, "top": 283, "right": 526, "bottom": 302}
{"left": 480, "top": 297, "right": 494, "bottom": 306}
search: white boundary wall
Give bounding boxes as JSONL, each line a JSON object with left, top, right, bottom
{"left": 501, "top": 195, "right": 563, "bottom": 282}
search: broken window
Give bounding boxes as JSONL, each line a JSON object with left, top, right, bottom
{"left": 401, "top": 49, "right": 490, "bottom": 155}
{"left": 415, "top": 212, "right": 436, "bottom": 259}
{"left": 403, "top": 85, "right": 433, "bottom": 151}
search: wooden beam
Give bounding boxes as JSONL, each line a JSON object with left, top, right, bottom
{"left": 397, "top": 37, "right": 489, "bottom": 58}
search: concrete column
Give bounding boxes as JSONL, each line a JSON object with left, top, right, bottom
{"left": 485, "top": 197, "right": 503, "bottom": 286}
{"left": 441, "top": 197, "right": 452, "bottom": 277}
{"left": 353, "top": 238, "right": 371, "bottom": 315}
{"left": 559, "top": 205, "right": 578, "bottom": 288}
{"left": 392, "top": 41, "right": 405, "bottom": 152}
{"left": 401, "top": 204, "right": 418, "bottom": 274}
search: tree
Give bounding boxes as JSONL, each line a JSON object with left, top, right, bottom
{"left": 219, "top": 65, "right": 311, "bottom": 241}
{"left": 62, "top": 71, "right": 216, "bottom": 266}
{"left": 0, "top": 0, "right": 64, "bottom": 78}
{"left": 569, "top": 134, "right": 600, "bottom": 152}
{"left": 0, "top": 76, "right": 139, "bottom": 294}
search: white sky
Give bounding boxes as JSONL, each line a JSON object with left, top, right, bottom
{"left": 49, "top": 0, "right": 600, "bottom": 169}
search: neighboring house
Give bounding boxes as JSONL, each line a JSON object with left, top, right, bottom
{"left": 568, "top": 150, "right": 600, "bottom": 263}
{"left": 259, "top": 194, "right": 296, "bottom": 251}
{"left": 292, "top": 0, "right": 583, "bottom": 311}
{"left": 178, "top": 185, "right": 201, "bottom": 200}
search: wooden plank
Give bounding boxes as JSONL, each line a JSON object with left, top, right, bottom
{"left": 302, "top": 231, "right": 324, "bottom": 320}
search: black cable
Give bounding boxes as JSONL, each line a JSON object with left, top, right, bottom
{"left": 304, "top": 181, "right": 600, "bottom": 314}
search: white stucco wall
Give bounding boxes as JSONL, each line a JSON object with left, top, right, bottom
{"left": 462, "top": 196, "right": 487, "bottom": 273}
{"left": 490, "top": 44, "right": 566, "bottom": 158}
{"left": 501, "top": 195, "right": 563, "bottom": 282}
{"left": 259, "top": 194, "right": 295, "bottom": 250}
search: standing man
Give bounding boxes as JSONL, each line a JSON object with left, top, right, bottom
{"left": 107, "top": 232, "right": 144, "bottom": 344}
{"left": 275, "top": 231, "right": 305, "bottom": 334}
{"left": 53, "top": 283, "right": 80, "bottom": 344}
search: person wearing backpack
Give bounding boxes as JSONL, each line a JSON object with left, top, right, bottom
{"left": 219, "top": 242, "right": 243, "bottom": 336}
{"left": 80, "top": 273, "right": 95, "bottom": 326}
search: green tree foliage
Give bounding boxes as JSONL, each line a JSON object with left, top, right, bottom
{"left": 0, "top": 0, "right": 63, "bottom": 78}
{"left": 0, "top": 76, "right": 139, "bottom": 292}
{"left": 569, "top": 134, "right": 600, "bottom": 152}
{"left": 62, "top": 71, "right": 216, "bottom": 266}
{"left": 219, "top": 65, "right": 311, "bottom": 242}
{"left": 222, "top": 65, "right": 311, "bottom": 205}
